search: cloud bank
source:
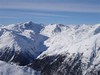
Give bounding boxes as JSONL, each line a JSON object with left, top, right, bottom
{"left": 0, "top": 2, "right": 100, "bottom": 13}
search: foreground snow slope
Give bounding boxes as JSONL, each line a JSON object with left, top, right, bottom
{"left": 0, "top": 60, "right": 40, "bottom": 75}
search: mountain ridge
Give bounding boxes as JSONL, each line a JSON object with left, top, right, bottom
{"left": 0, "top": 21, "right": 100, "bottom": 75}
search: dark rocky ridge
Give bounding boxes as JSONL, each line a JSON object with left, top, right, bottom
{"left": 0, "top": 47, "right": 35, "bottom": 66}
{"left": 29, "top": 52, "right": 100, "bottom": 75}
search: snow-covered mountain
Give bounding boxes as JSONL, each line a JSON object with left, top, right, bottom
{"left": 0, "top": 21, "right": 100, "bottom": 75}
{"left": 0, "top": 21, "right": 48, "bottom": 66}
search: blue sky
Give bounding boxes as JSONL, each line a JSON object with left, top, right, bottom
{"left": 0, "top": 0, "right": 100, "bottom": 25}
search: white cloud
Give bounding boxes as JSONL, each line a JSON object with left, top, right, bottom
{"left": 0, "top": 2, "right": 100, "bottom": 13}
{"left": 0, "top": 12, "right": 70, "bottom": 19}
{"left": 25, "top": 12, "right": 70, "bottom": 18}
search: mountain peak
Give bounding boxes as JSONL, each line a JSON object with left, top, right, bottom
{"left": 0, "top": 22, "right": 100, "bottom": 75}
{"left": 24, "top": 21, "right": 33, "bottom": 25}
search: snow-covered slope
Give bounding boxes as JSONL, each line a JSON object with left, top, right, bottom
{"left": 39, "top": 24, "right": 100, "bottom": 56}
{"left": 0, "top": 21, "right": 100, "bottom": 75}
{"left": 0, "top": 21, "right": 47, "bottom": 65}
{"left": 0, "top": 60, "right": 40, "bottom": 75}
{"left": 34, "top": 23, "right": 100, "bottom": 75}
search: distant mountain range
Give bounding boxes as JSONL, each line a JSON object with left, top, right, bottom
{"left": 0, "top": 21, "right": 100, "bottom": 75}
